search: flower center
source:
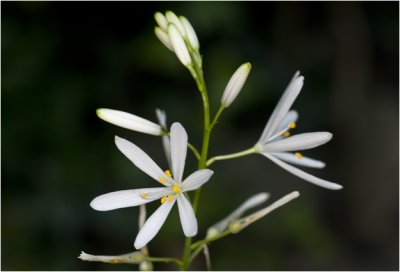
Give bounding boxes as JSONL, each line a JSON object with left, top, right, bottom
{"left": 172, "top": 185, "right": 181, "bottom": 194}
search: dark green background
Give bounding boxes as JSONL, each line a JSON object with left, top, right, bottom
{"left": 2, "top": 1, "right": 399, "bottom": 270}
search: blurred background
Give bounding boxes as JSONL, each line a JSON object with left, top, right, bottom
{"left": 2, "top": 2, "right": 398, "bottom": 270}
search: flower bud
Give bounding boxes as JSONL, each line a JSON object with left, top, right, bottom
{"left": 154, "top": 12, "right": 168, "bottom": 31}
{"left": 154, "top": 27, "right": 173, "bottom": 52}
{"left": 96, "top": 108, "right": 163, "bottom": 136}
{"left": 165, "top": 11, "right": 186, "bottom": 36}
{"left": 221, "top": 63, "right": 252, "bottom": 107}
{"left": 179, "top": 16, "right": 199, "bottom": 50}
{"left": 168, "top": 24, "right": 192, "bottom": 67}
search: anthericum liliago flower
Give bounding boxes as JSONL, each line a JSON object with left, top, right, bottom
{"left": 90, "top": 122, "right": 214, "bottom": 249}
{"left": 254, "top": 71, "right": 343, "bottom": 190}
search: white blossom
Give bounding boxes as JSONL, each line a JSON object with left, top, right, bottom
{"left": 90, "top": 123, "right": 214, "bottom": 249}
{"left": 254, "top": 72, "right": 342, "bottom": 190}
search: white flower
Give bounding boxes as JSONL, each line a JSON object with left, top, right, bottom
{"left": 221, "top": 63, "right": 252, "bottom": 108}
{"left": 254, "top": 72, "right": 342, "bottom": 190}
{"left": 96, "top": 108, "right": 164, "bottom": 136}
{"left": 207, "top": 192, "right": 269, "bottom": 238}
{"left": 90, "top": 123, "right": 214, "bottom": 249}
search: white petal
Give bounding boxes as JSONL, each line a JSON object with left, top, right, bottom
{"left": 209, "top": 192, "right": 270, "bottom": 233}
{"left": 262, "top": 153, "right": 342, "bottom": 190}
{"left": 165, "top": 11, "right": 186, "bottom": 36}
{"left": 262, "top": 132, "right": 332, "bottom": 153}
{"left": 90, "top": 188, "right": 168, "bottom": 211}
{"left": 181, "top": 169, "right": 214, "bottom": 192}
{"left": 179, "top": 16, "right": 199, "bottom": 49}
{"left": 154, "top": 27, "right": 174, "bottom": 52}
{"left": 258, "top": 72, "right": 303, "bottom": 144}
{"left": 115, "top": 136, "right": 172, "bottom": 185}
{"left": 176, "top": 193, "right": 197, "bottom": 237}
{"left": 154, "top": 12, "right": 168, "bottom": 31}
{"left": 155, "top": 108, "right": 167, "bottom": 129}
{"left": 168, "top": 24, "right": 191, "bottom": 66}
{"left": 221, "top": 63, "right": 252, "bottom": 108}
{"left": 272, "top": 152, "right": 325, "bottom": 168}
{"left": 134, "top": 198, "right": 176, "bottom": 249}
{"left": 170, "top": 123, "right": 188, "bottom": 183}
{"left": 155, "top": 109, "right": 172, "bottom": 167}
{"left": 97, "top": 108, "right": 162, "bottom": 136}
{"left": 275, "top": 110, "right": 299, "bottom": 134}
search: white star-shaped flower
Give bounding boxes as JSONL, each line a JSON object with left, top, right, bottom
{"left": 90, "top": 122, "right": 214, "bottom": 249}
{"left": 254, "top": 72, "right": 342, "bottom": 190}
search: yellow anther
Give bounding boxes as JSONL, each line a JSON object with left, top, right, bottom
{"left": 165, "top": 170, "right": 172, "bottom": 177}
{"left": 289, "top": 122, "right": 296, "bottom": 129}
{"left": 167, "top": 195, "right": 173, "bottom": 202}
{"left": 140, "top": 192, "right": 148, "bottom": 199}
{"left": 283, "top": 131, "right": 290, "bottom": 138}
{"left": 159, "top": 177, "right": 166, "bottom": 183}
{"left": 161, "top": 196, "right": 167, "bottom": 204}
{"left": 295, "top": 152, "right": 303, "bottom": 159}
{"left": 173, "top": 185, "right": 181, "bottom": 194}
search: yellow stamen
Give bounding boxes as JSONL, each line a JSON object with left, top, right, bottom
{"left": 159, "top": 177, "right": 166, "bottom": 183}
{"left": 173, "top": 185, "right": 181, "bottom": 194}
{"left": 167, "top": 195, "right": 173, "bottom": 202}
{"left": 140, "top": 192, "right": 148, "bottom": 199}
{"left": 161, "top": 196, "right": 167, "bottom": 204}
{"left": 283, "top": 131, "right": 290, "bottom": 137}
{"left": 165, "top": 170, "right": 172, "bottom": 177}
{"left": 289, "top": 122, "right": 296, "bottom": 129}
{"left": 295, "top": 152, "right": 303, "bottom": 159}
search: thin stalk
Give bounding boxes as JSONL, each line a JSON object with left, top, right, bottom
{"left": 187, "top": 142, "right": 201, "bottom": 160}
{"left": 206, "top": 147, "right": 257, "bottom": 167}
{"left": 144, "top": 256, "right": 182, "bottom": 266}
{"left": 191, "top": 229, "right": 231, "bottom": 251}
{"left": 210, "top": 105, "right": 226, "bottom": 131}
{"left": 181, "top": 46, "right": 211, "bottom": 271}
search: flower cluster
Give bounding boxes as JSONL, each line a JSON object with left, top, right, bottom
{"left": 81, "top": 10, "right": 341, "bottom": 270}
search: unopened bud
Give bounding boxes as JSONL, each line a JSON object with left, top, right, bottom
{"left": 221, "top": 63, "right": 252, "bottom": 107}
{"left": 168, "top": 24, "right": 192, "bottom": 67}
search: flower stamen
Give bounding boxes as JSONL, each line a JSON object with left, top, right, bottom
{"left": 140, "top": 192, "right": 148, "bottom": 199}
{"left": 161, "top": 196, "right": 167, "bottom": 204}
{"left": 159, "top": 177, "right": 166, "bottom": 183}
{"left": 172, "top": 185, "right": 181, "bottom": 194}
{"left": 167, "top": 195, "right": 173, "bottom": 202}
{"left": 289, "top": 122, "right": 296, "bottom": 129}
{"left": 165, "top": 170, "right": 172, "bottom": 177}
{"left": 295, "top": 152, "right": 303, "bottom": 159}
{"left": 283, "top": 131, "right": 290, "bottom": 138}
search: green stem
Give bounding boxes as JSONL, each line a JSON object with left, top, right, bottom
{"left": 210, "top": 105, "right": 226, "bottom": 131}
{"left": 206, "top": 146, "right": 257, "bottom": 167}
{"left": 181, "top": 48, "right": 212, "bottom": 271}
{"left": 190, "top": 229, "right": 231, "bottom": 251}
{"left": 187, "top": 142, "right": 201, "bottom": 160}
{"left": 144, "top": 256, "right": 182, "bottom": 266}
